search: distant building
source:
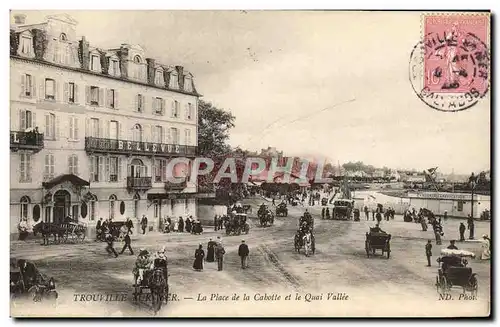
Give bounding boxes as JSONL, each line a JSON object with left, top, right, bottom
{"left": 408, "top": 191, "right": 490, "bottom": 219}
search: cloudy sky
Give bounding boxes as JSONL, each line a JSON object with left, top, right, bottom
{"left": 11, "top": 10, "right": 490, "bottom": 174}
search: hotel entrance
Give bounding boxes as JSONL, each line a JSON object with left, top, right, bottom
{"left": 53, "top": 190, "right": 71, "bottom": 223}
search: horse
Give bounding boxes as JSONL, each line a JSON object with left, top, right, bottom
{"left": 303, "top": 233, "right": 312, "bottom": 257}
{"left": 147, "top": 268, "right": 168, "bottom": 315}
{"left": 32, "top": 222, "right": 65, "bottom": 245}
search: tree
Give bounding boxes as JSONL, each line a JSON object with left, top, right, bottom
{"left": 197, "top": 100, "right": 236, "bottom": 157}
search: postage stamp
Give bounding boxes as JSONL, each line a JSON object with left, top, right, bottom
{"left": 409, "top": 13, "right": 490, "bottom": 112}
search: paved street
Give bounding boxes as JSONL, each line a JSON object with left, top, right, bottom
{"left": 11, "top": 197, "right": 491, "bottom": 317}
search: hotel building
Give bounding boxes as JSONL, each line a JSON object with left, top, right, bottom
{"left": 10, "top": 13, "right": 201, "bottom": 237}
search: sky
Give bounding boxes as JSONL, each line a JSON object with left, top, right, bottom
{"left": 10, "top": 10, "right": 491, "bottom": 175}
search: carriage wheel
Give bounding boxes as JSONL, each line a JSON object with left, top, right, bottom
{"left": 469, "top": 275, "right": 478, "bottom": 297}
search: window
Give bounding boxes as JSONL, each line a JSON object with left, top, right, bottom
{"left": 170, "top": 73, "right": 179, "bottom": 89}
{"left": 153, "top": 126, "right": 163, "bottom": 143}
{"left": 187, "top": 103, "right": 193, "bottom": 120}
{"left": 45, "top": 113, "right": 55, "bottom": 139}
{"left": 184, "top": 76, "right": 193, "bottom": 92}
{"left": 91, "top": 55, "right": 100, "bottom": 72}
{"left": 69, "top": 116, "right": 79, "bottom": 140}
{"left": 72, "top": 205, "right": 79, "bottom": 221}
{"left": 110, "top": 59, "right": 119, "bottom": 76}
{"left": 44, "top": 154, "right": 54, "bottom": 181}
{"left": 20, "top": 110, "right": 33, "bottom": 130}
{"left": 109, "top": 120, "right": 118, "bottom": 140}
{"left": 137, "top": 94, "right": 143, "bottom": 112}
{"left": 107, "top": 89, "right": 116, "bottom": 109}
{"left": 170, "top": 127, "right": 179, "bottom": 145}
{"left": 20, "top": 154, "right": 32, "bottom": 183}
{"left": 154, "top": 97, "right": 164, "bottom": 115}
{"left": 155, "top": 70, "right": 163, "bottom": 85}
{"left": 154, "top": 200, "right": 159, "bottom": 219}
{"left": 60, "top": 33, "right": 67, "bottom": 41}
{"left": 45, "top": 78, "right": 55, "bottom": 100}
{"left": 184, "top": 129, "right": 191, "bottom": 146}
{"left": 89, "top": 199, "right": 96, "bottom": 221}
{"left": 109, "top": 195, "right": 117, "bottom": 220}
{"left": 171, "top": 100, "right": 179, "bottom": 118}
{"left": 90, "top": 118, "right": 99, "bottom": 137}
{"left": 20, "top": 36, "right": 32, "bottom": 55}
{"left": 130, "top": 159, "right": 147, "bottom": 178}
{"left": 23, "top": 74, "right": 33, "bottom": 97}
{"left": 89, "top": 156, "right": 101, "bottom": 182}
{"left": 20, "top": 196, "right": 30, "bottom": 219}
{"left": 457, "top": 201, "right": 464, "bottom": 212}
{"left": 81, "top": 201, "right": 88, "bottom": 218}
{"left": 108, "top": 157, "right": 119, "bottom": 182}
{"left": 134, "top": 55, "right": 141, "bottom": 64}
{"left": 68, "top": 82, "right": 75, "bottom": 103}
{"left": 68, "top": 154, "right": 79, "bottom": 175}
{"left": 33, "top": 204, "right": 41, "bottom": 222}
{"left": 154, "top": 158, "right": 167, "bottom": 182}
{"left": 90, "top": 86, "right": 99, "bottom": 105}
{"left": 132, "top": 124, "right": 142, "bottom": 142}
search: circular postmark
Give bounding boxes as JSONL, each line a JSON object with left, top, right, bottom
{"left": 409, "top": 30, "right": 490, "bottom": 112}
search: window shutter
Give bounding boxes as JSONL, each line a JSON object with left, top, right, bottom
{"left": 117, "top": 157, "right": 122, "bottom": 181}
{"left": 40, "top": 79, "right": 45, "bottom": 100}
{"left": 85, "top": 118, "right": 90, "bottom": 138}
{"left": 19, "top": 155, "right": 25, "bottom": 182}
{"left": 50, "top": 154, "right": 55, "bottom": 175}
{"left": 54, "top": 80, "right": 59, "bottom": 102}
{"left": 19, "top": 109, "right": 25, "bottom": 130}
{"left": 99, "top": 88, "right": 105, "bottom": 106}
{"left": 75, "top": 117, "right": 79, "bottom": 139}
{"left": 135, "top": 94, "right": 139, "bottom": 111}
{"left": 85, "top": 86, "right": 90, "bottom": 105}
{"left": 74, "top": 84, "right": 79, "bottom": 103}
{"left": 64, "top": 82, "right": 69, "bottom": 102}
{"left": 184, "top": 104, "right": 188, "bottom": 119}
{"left": 99, "top": 120, "right": 104, "bottom": 139}
{"left": 127, "top": 163, "right": 131, "bottom": 177}
{"left": 171, "top": 101, "right": 175, "bottom": 117}
{"left": 106, "top": 89, "right": 110, "bottom": 108}
{"left": 105, "top": 157, "right": 110, "bottom": 182}
{"left": 106, "top": 120, "right": 111, "bottom": 139}
{"left": 75, "top": 155, "right": 79, "bottom": 175}
{"left": 143, "top": 96, "right": 147, "bottom": 112}
{"left": 43, "top": 114, "right": 49, "bottom": 135}
{"left": 89, "top": 156, "right": 94, "bottom": 182}
{"left": 20, "top": 74, "right": 26, "bottom": 97}
{"left": 56, "top": 115, "right": 60, "bottom": 140}
{"left": 69, "top": 117, "right": 74, "bottom": 139}
{"left": 143, "top": 125, "right": 150, "bottom": 142}
{"left": 114, "top": 90, "right": 119, "bottom": 109}
{"left": 152, "top": 97, "right": 156, "bottom": 114}
{"left": 44, "top": 154, "right": 49, "bottom": 176}
{"left": 68, "top": 155, "right": 73, "bottom": 174}
{"left": 152, "top": 158, "right": 156, "bottom": 179}
{"left": 118, "top": 122, "right": 123, "bottom": 140}
{"left": 32, "top": 112, "right": 37, "bottom": 130}
{"left": 32, "top": 76, "right": 36, "bottom": 97}
{"left": 98, "top": 157, "right": 104, "bottom": 182}
{"left": 185, "top": 129, "right": 188, "bottom": 146}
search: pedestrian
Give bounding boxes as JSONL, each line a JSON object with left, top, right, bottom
{"left": 459, "top": 222, "right": 466, "bottom": 241}
{"left": 178, "top": 217, "right": 184, "bottom": 233}
{"left": 96, "top": 217, "right": 103, "bottom": 240}
{"left": 321, "top": 207, "right": 325, "bottom": 219}
{"left": 125, "top": 217, "right": 134, "bottom": 234}
{"left": 215, "top": 241, "right": 225, "bottom": 271}
{"left": 372, "top": 209, "right": 375, "bottom": 221}
{"left": 443, "top": 210, "right": 448, "bottom": 220}
{"left": 467, "top": 215, "right": 475, "bottom": 239}
{"left": 425, "top": 240, "right": 432, "bottom": 267}
{"left": 434, "top": 229, "right": 442, "bottom": 245}
{"left": 272, "top": 198, "right": 275, "bottom": 206}
{"left": 325, "top": 207, "right": 330, "bottom": 219}
{"left": 238, "top": 240, "right": 250, "bottom": 269}
{"left": 447, "top": 240, "right": 458, "bottom": 250}
{"left": 120, "top": 231, "right": 134, "bottom": 255}
{"left": 174, "top": 220, "right": 179, "bottom": 232}
{"left": 105, "top": 232, "right": 118, "bottom": 258}
{"left": 364, "top": 206, "right": 369, "bottom": 220}
{"left": 193, "top": 244, "right": 205, "bottom": 271}
{"left": 214, "top": 215, "right": 219, "bottom": 231}
{"left": 186, "top": 217, "right": 192, "bottom": 233}
{"left": 140, "top": 215, "right": 148, "bottom": 235}
{"left": 206, "top": 238, "right": 216, "bottom": 262}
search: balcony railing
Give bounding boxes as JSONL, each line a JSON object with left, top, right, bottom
{"left": 85, "top": 137, "right": 197, "bottom": 157}
{"left": 165, "top": 178, "right": 187, "bottom": 191}
{"left": 10, "top": 131, "right": 44, "bottom": 152}
{"left": 127, "top": 176, "right": 152, "bottom": 190}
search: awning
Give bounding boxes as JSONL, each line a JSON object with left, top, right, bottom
{"left": 42, "top": 174, "right": 90, "bottom": 189}
{"left": 147, "top": 193, "right": 169, "bottom": 201}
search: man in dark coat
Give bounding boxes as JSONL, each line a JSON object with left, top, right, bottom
{"left": 120, "top": 231, "right": 134, "bottom": 255}
{"left": 321, "top": 207, "right": 325, "bottom": 219}
{"left": 178, "top": 217, "right": 184, "bottom": 233}
{"left": 206, "top": 238, "right": 216, "bottom": 262}
{"left": 447, "top": 240, "right": 458, "bottom": 250}
{"left": 185, "top": 217, "right": 192, "bottom": 233}
{"left": 105, "top": 233, "right": 119, "bottom": 258}
{"left": 18, "top": 259, "right": 41, "bottom": 289}
{"left": 238, "top": 240, "right": 250, "bottom": 269}
{"left": 425, "top": 240, "right": 432, "bottom": 267}
{"left": 96, "top": 218, "right": 103, "bottom": 240}
{"left": 125, "top": 217, "right": 134, "bottom": 234}
{"left": 459, "top": 222, "right": 466, "bottom": 241}
{"left": 140, "top": 215, "right": 148, "bottom": 235}
{"left": 215, "top": 242, "right": 226, "bottom": 271}
{"left": 364, "top": 206, "right": 369, "bottom": 220}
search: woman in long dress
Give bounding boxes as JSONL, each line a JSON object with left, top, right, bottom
{"left": 193, "top": 244, "right": 205, "bottom": 271}
{"left": 206, "top": 239, "right": 216, "bottom": 262}
{"left": 481, "top": 234, "right": 491, "bottom": 260}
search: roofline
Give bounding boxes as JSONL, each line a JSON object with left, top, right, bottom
{"left": 10, "top": 55, "right": 203, "bottom": 98}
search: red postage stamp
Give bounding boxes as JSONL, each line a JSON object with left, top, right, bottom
{"left": 409, "top": 13, "right": 490, "bottom": 112}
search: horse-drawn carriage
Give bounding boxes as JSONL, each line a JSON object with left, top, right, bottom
{"left": 365, "top": 227, "right": 391, "bottom": 258}
{"left": 133, "top": 254, "right": 169, "bottom": 315}
{"left": 258, "top": 205, "right": 275, "bottom": 227}
{"left": 299, "top": 211, "right": 314, "bottom": 231}
{"left": 225, "top": 213, "right": 250, "bottom": 236}
{"left": 294, "top": 230, "right": 315, "bottom": 256}
{"left": 33, "top": 221, "right": 87, "bottom": 245}
{"left": 10, "top": 259, "right": 58, "bottom": 303}
{"left": 276, "top": 202, "right": 288, "bottom": 217}
{"left": 332, "top": 200, "right": 354, "bottom": 220}
{"left": 435, "top": 249, "right": 478, "bottom": 296}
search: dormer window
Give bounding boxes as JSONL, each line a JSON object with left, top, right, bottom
{"left": 133, "top": 55, "right": 142, "bottom": 64}
{"left": 155, "top": 69, "right": 164, "bottom": 86}
{"left": 184, "top": 76, "right": 193, "bottom": 92}
{"left": 91, "top": 54, "right": 100, "bottom": 72}
{"left": 59, "top": 33, "right": 67, "bottom": 42}
{"left": 20, "top": 36, "right": 33, "bottom": 55}
{"left": 169, "top": 73, "right": 179, "bottom": 89}
{"left": 109, "top": 58, "right": 120, "bottom": 76}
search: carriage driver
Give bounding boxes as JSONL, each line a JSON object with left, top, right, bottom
{"left": 133, "top": 249, "right": 152, "bottom": 285}
{"left": 153, "top": 246, "right": 169, "bottom": 283}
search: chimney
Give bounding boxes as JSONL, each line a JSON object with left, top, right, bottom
{"left": 78, "top": 36, "right": 90, "bottom": 70}
{"left": 14, "top": 14, "right": 26, "bottom": 25}
{"left": 146, "top": 58, "right": 156, "bottom": 85}
{"left": 175, "top": 65, "right": 184, "bottom": 90}
{"left": 118, "top": 46, "right": 129, "bottom": 78}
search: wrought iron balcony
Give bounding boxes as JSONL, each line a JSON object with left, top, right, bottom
{"left": 165, "top": 178, "right": 187, "bottom": 191}
{"left": 10, "top": 131, "right": 44, "bottom": 153}
{"left": 127, "top": 176, "right": 152, "bottom": 191}
{"left": 85, "top": 137, "right": 197, "bottom": 157}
